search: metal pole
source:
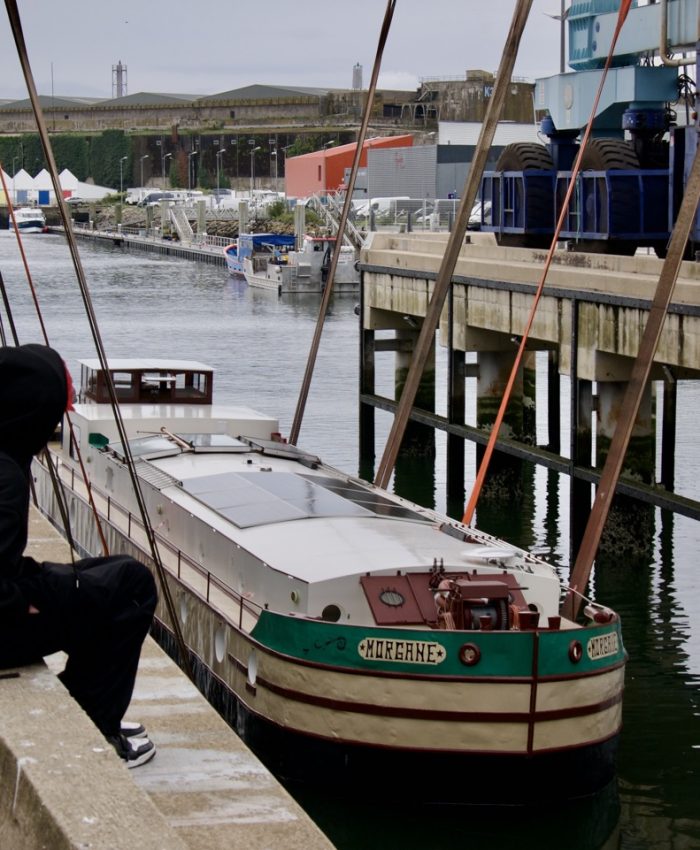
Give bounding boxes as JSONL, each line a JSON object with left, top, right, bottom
{"left": 163, "top": 153, "right": 172, "bottom": 188}
{"left": 560, "top": 0, "right": 566, "bottom": 73}
{"left": 140, "top": 154, "right": 149, "bottom": 188}
{"left": 119, "top": 155, "right": 127, "bottom": 196}
{"left": 216, "top": 149, "right": 226, "bottom": 207}
{"left": 188, "top": 151, "right": 197, "bottom": 191}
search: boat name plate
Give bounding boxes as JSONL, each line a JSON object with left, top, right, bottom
{"left": 586, "top": 632, "right": 619, "bottom": 661}
{"left": 357, "top": 637, "right": 446, "bottom": 665}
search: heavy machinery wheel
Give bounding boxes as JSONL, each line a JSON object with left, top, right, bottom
{"left": 494, "top": 143, "right": 554, "bottom": 248}
{"left": 574, "top": 138, "right": 640, "bottom": 255}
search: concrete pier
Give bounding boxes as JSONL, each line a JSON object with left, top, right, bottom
{"left": 1, "top": 509, "right": 335, "bottom": 850}
{"left": 359, "top": 231, "right": 700, "bottom": 557}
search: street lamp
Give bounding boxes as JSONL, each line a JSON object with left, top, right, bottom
{"left": 162, "top": 151, "right": 172, "bottom": 187}
{"left": 249, "top": 145, "right": 261, "bottom": 196}
{"left": 140, "top": 154, "right": 149, "bottom": 188}
{"left": 216, "top": 148, "right": 226, "bottom": 206}
{"left": 280, "top": 144, "right": 293, "bottom": 177}
{"left": 230, "top": 139, "right": 238, "bottom": 182}
{"left": 188, "top": 151, "right": 198, "bottom": 190}
{"left": 119, "top": 155, "right": 128, "bottom": 196}
{"left": 270, "top": 149, "right": 278, "bottom": 191}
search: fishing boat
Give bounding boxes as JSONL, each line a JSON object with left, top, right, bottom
{"left": 231, "top": 232, "right": 295, "bottom": 280}
{"left": 8, "top": 206, "right": 47, "bottom": 233}
{"left": 243, "top": 234, "right": 359, "bottom": 295}
{"left": 33, "top": 357, "right": 626, "bottom": 803}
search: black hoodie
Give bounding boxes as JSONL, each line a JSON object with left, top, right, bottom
{"left": 0, "top": 344, "right": 68, "bottom": 619}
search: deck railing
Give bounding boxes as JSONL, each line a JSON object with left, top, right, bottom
{"left": 45, "top": 457, "right": 263, "bottom": 630}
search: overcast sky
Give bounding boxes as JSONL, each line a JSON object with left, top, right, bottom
{"left": 1, "top": 1, "right": 565, "bottom": 100}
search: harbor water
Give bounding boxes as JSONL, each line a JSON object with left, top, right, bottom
{"left": 1, "top": 231, "right": 698, "bottom": 849}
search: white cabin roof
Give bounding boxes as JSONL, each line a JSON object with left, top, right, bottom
{"left": 78, "top": 358, "right": 213, "bottom": 372}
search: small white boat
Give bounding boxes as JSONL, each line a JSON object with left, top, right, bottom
{"left": 8, "top": 206, "right": 47, "bottom": 233}
{"left": 243, "top": 234, "right": 359, "bottom": 295}
{"left": 34, "top": 358, "right": 626, "bottom": 803}
{"left": 228, "top": 233, "right": 295, "bottom": 278}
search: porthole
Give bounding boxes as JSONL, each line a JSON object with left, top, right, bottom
{"left": 459, "top": 643, "right": 481, "bottom": 667}
{"left": 321, "top": 604, "right": 341, "bottom": 622}
{"left": 569, "top": 640, "right": 583, "bottom": 664}
{"left": 179, "top": 595, "right": 188, "bottom": 624}
{"left": 247, "top": 650, "right": 257, "bottom": 686}
{"left": 379, "top": 589, "right": 405, "bottom": 607}
{"left": 214, "top": 625, "right": 226, "bottom": 663}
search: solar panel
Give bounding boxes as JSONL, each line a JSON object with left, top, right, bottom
{"left": 181, "top": 470, "right": 432, "bottom": 529}
{"left": 182, "top": 471, "right": 372, "bottom": 528}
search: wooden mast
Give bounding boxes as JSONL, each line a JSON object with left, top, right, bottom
{"left": 373, "top": 0, "right": 535, "bottom": 490}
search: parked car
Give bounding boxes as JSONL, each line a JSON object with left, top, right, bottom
{"left": 137, "top": 191, "right": 176, "bottom": 207}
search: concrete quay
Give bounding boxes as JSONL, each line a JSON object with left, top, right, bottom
{"left": 0, "top": 508, "right": 334, "bottom": 850}
{"left": 48, "top": 225, "right": 229, "bottom": 267}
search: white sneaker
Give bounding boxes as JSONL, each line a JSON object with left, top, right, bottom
{"left": 121, "top": 720, "right": 148, "bottom": 739}
{"left": 107, "top": 733, "right": 156, "bottom": 768}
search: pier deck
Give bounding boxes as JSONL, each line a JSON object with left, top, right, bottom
{"left": 1, "top": 508, "right": 334, "bottom": 850}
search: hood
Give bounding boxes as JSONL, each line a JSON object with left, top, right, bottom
{"left": 0, "top": 344, "right": 68, "bottom": 463}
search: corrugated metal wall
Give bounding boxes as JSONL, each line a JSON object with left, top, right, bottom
{"left": 367, "top": 146, "right": 437, "bottom": 199}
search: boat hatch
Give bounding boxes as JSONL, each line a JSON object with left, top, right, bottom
{"left": 239, "top": 437, "right": 321, "bottom": 466}
{"left": 360, "top": 572, "right": 529, "bottom": 629}
{"left": 110, "top": 435, "right": 182, "bottom": 461}
{"left": 108, "top": 433, "right": 248, "bottom": 461}
{"left": 180, "top": 471, "right": 432, "bottom": 529}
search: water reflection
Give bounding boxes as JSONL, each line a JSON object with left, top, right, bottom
{"left": 289, "top": 779, "right": 621, "bottom": 850}
{"left": 2, "top": 233, "right": 699, "bottom": 849}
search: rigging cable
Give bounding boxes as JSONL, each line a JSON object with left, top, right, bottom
{"left": 289, "top": 0, "right": 396, "bottom": 445}
{"left": 461, "top": 0, "right": 635, "bottom": 528}
{"left": 373, "top": 0, "right": 535, "bottom": 490}
{"left": 5, "top": 0, "right": 193, "bottom": 681}
{"left": 0, "top": 165, "right": 108, "bottom": 559}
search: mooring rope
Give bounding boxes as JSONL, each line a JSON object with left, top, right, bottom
{"left": 461, "top": 0, "right": 633, "bottom": 527}
{"left": 0, "top": 164, "right": 108, "bottom": 559}
{"left": 373, "top": 0, "right": 535, "bottom": 490}
{"left": 289, "top": 0, "right": 397, "bottom": 446}
{"left": 5, "top": 0, "right": 194, "bottom": 681}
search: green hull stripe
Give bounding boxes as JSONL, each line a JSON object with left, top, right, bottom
{"left": 250, "top": 611, "right": 625, "bottom": 678}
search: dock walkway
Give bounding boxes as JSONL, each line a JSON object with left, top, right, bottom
{"left": 0, "top": 507, "right": 334, "bottom": 850}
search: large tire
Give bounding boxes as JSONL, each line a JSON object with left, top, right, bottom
{"left": 494, "top": 143, "right": 554, "bottom": 248}
{"left": 574, "top": 139, "right": 640, "bottom": 256}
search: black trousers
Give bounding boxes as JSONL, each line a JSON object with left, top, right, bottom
{"left": 0, "top": 556, "right": 157, "bottom": 737}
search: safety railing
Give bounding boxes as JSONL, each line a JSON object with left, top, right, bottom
{"left": 46, "top": 457, "right": 263, "bottom": 631}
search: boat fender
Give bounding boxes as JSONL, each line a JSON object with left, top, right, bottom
{"left": 583, "top": 604, "right": 614, "bottom": 624}
{"left": 568, "top": 640, "right": 583, "bottom": 664}
{"left": 459, "top": 643, "right": 481, "bottom": 666}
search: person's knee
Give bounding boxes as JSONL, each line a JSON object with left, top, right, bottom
{"left": 128, "top": 560, "right": 157, "bottom": 606}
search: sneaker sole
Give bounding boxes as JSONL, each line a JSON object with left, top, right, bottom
{"left": 126, "top": 744, "right": 156, "bottom": 769}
